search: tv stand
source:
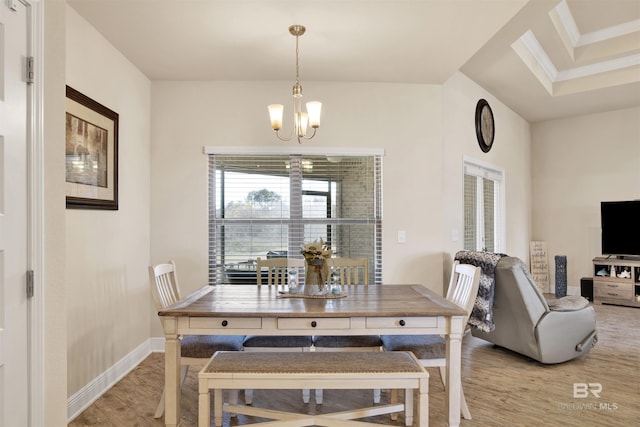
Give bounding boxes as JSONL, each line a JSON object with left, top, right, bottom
{"left": 617, "top": 255, "right": 640, "bottom": 261}
{"left": 593, "top": 257, "right": 640, "bottom": 308}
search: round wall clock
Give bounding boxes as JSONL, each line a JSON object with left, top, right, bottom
{"left": 475, "top": 99, "right": 495, "bottom": 153}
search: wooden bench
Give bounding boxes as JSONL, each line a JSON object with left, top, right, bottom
{"left": 198, "top": 351, "right": 429, "bottom": 427}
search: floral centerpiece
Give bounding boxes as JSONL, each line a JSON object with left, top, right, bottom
{"left": 301, "top": 238, "right": 332, "bottom": 295}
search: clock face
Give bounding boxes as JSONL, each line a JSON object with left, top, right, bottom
{"left": 475, "top": 99, "right": 494, "bottom": 153}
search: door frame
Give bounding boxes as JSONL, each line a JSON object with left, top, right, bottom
{"left": 24, "top": 0, "right": 45, "bottom": 425}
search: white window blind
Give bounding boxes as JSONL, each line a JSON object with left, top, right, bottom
{"left": 208, "top": 154, "right": 382, "bottom": 284}
{"left": 463, "top": 159, "right": 504, "bottom": 252}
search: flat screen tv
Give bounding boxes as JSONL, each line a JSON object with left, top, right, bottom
{"left": 601, "top": 200, "right": 640, "bottom": 257}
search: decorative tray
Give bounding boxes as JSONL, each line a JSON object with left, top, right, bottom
{"left": 278, "top": 292, "right": 347, "bottom": 299}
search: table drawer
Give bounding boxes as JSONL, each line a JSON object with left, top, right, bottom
{"left": 366, "top": 317, "right": 438, "bottom": 329}
{"left": 189, "top": 317, "right": 262, "bottom": 329}
{"left": 594, "top": 282, "right": 633, "bottom": 300}
{"left": 277, "top": 317, "right": 351, "bottom": 330}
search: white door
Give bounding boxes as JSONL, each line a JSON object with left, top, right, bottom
{"left": 0, "top": 1, "right": 30, "bottom": 426}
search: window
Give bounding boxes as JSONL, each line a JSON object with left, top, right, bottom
{"left": 208, "top": 153, "right": 382, "bottom": 284}
{"left": 463, "top": 159, "right": 504, "bottom": 252}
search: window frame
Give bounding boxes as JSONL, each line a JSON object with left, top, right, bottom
{"left": 205, "top": 146, "right": 384, "bottom": 285}
{"left": 462, "top": 156, "right": 505, "bottom": 253}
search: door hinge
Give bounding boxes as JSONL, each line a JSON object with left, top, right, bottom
{"left": 26, "top": 56, "right": 35, "bottom": 84}
{"left": 26, "top": 270, "right": 34, "bottom": 298}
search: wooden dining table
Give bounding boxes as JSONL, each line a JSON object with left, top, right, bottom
{"left": 158, "top": 284, "right": 467, "bottom": 427}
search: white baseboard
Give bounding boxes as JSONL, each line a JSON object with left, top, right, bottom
{"left": 66, "top": 339, "right": 154, "bottom": 422}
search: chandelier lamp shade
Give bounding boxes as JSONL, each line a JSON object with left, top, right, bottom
{"left": 268, "top": 25, "right": 322, "bottom": 144}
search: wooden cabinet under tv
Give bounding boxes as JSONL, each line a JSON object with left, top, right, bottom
{"left": 593, "top": 257, "right": 640, "bottom": 308}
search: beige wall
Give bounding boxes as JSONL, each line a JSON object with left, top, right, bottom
{"left": 532, "top": 107, "right": 640, "bottom": 293}
{"left": 150, "top": 81, "right": 443, "bottom": 335}
{"left": 441, "top": 72, "right": 532, "bottom": 288}
{"left": 150, "top": 74, "right": 534, "bottom": 334}
{"left": 60, "top": 9, "right": 537, "bottom": 402}
{"left": 41, "top": 3, "right": 636, "bottom": 422}
{"left": 442, "top": 72, "right": 533, "bottom": 264}
{"left": 44, "top": 1, "right": 68, "bottom": 425}
{"left": 59, "top": 6, "right": 536, "bottom": 406}
{"left": 65, "top": 6, "right": 151, "bottom": 396}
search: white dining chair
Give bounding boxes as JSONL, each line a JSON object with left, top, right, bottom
{"left": 312, "top": 257, "right": 383, "bottom": 404}
{"left": 149, "top": 260, "right": 244, "bottom": 418}
{"left": 242, "top": 257, "right": 314, "bottom": 404}
{"left": 380, "top": 261, "right": 480, "bottom": 420}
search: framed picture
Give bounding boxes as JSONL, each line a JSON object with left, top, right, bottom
{"left": 65, "top": 86, "right": 119, "bottom": 210}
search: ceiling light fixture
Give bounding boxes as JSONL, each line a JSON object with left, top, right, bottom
{"left": 268, "top": 25, "right": 321, "bottom": 144}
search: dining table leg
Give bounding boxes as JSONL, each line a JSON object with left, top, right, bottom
{"left": 446, "top": 315, "right": 464, "bottom": 427}
{"left": 164, "top": 318, "right": 181, "bottom": 427}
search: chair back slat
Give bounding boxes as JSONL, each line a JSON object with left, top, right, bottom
{"left": 446, "top": 261, "right": 481, "bottom": 322}
{"left": 327, "top": 258, "right": 369, "bottom": 285}
{"left": 256, "top": 257, "right": 305, "bottom": 286}
{"left": 149, "top": 260, "right": 181, "bottom": 311}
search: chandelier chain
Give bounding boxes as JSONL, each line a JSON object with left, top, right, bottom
{"left": 295, "top": 34, "right": 300, "bottom": 85}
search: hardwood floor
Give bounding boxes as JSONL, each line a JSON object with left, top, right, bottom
{"left": 69, "top": 302, "right": 639, "bottom": 427}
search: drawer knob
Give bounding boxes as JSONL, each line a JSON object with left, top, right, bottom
{"left": 311, "top": 321, "right": 317, "bottom": 328}
{"left": 221, "top": 320, "right": 228, "bottom": 327}
{"left": 399, "top": 319, "right": 406, "bottom": 327}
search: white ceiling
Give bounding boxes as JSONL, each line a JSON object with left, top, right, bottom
{"left": 67, "top": 0, "right": 640, "bottom": 123}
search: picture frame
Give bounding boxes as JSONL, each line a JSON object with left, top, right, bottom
{"left": 65, "top": 86, "right": 119, "bottom": 210}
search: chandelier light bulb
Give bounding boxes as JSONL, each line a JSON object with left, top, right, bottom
{"left": 268, "top": 104, "right": 284, "bottom": 131}
{"left": 306, "top": 101, "right": 322, "bottom": 128}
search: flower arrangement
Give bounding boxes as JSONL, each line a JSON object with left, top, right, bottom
{"left": 300, "top": 238, "right": 332, "bottom": 264}
{"left": 301, "top": 238, "right": 332, "bottom": 294}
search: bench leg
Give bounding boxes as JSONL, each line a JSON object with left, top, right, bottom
{"left": 228, "top": 389, "right": 238, "bottom": 418}
{"left": 198, "top": 389, "right": 210, "bottom": 427}
{"left": 390, "top": 389, "right": 399, "bottom": 421}
{"left": 214, "top": 388, "right": 223, "bottom": 426}
{"left": 417, "top": 377, "right": 429, "bottom": 427}
{"left": 405, "top": 388, "right": 414, "bottom": 426}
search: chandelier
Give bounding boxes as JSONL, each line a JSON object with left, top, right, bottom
{"left": 268, "top": 25, "right": 322, "bottom": 144}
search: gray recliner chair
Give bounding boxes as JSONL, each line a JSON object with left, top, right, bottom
{"left": 472, "top": 256, "right": 597, "bottom": 364}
